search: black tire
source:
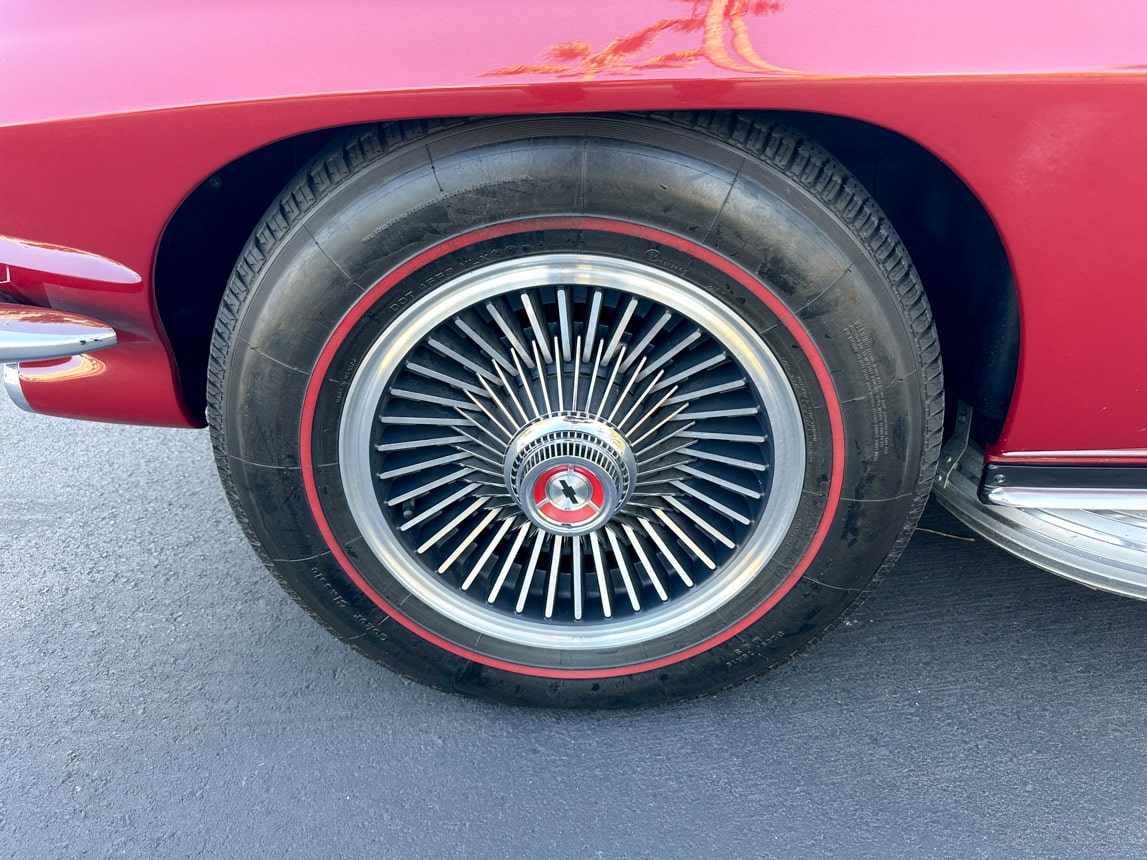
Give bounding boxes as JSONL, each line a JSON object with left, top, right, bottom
{"left": 208, "top": 113, "right": 943, "bottom": 708}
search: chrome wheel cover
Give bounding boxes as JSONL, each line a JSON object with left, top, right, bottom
{"left": 339, "top": 254, "right": 805, "bottom": 653}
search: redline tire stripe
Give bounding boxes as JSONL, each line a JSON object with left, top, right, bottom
{"left": 300, "top": 217, "right": 846, "bottom": 679}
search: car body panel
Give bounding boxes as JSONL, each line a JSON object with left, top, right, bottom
{"left": 3, "top": 0, "right": 1145, "bottom": 126}
{"left": 1, "top": 0, "right": 1145, "bottom": 454}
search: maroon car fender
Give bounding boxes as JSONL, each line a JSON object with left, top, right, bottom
{"left": 0, "top": 0, "right": 1144, "bottom": 456}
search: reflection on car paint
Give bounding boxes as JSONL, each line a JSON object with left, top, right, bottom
{"left": 486, "top": 0, "right": 794, "bottom": 78}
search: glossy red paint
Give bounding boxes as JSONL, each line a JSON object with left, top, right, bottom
{"left": 0, "top": 1, "right": 1145, "bottom": 452}
{"left": 298, "top": 217, "right": 847, "bottom": 677}
{"left": 0, "top": 235, "right": 141, "bottom": 293}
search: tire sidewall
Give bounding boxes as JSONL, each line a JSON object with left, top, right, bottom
{"left": 220, "top": 116, "right": 931, "bottom": 705}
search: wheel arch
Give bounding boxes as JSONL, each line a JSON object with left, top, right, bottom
{"left": 154, "top": 110, "right": 1018, "bottom": 438}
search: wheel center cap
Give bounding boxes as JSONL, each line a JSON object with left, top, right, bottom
{"left": 541, "top": 467, "right": 597, "bottom": 512}
{"left": 505, "top": 413, "right": 636, "bottom": 536}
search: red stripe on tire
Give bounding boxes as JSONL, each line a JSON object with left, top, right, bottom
{"left": 299, "top": 217, "right": 845, "bottom": 679}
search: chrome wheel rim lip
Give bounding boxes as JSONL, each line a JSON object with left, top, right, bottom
{"left": 338, "top": 253, "right": 806, "bottom": 653}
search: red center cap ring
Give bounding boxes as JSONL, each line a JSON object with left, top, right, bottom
{"left": 533, "top": 464, "right": 606, "bottom": 526}
{"left": 505, "top": 414, "right": 635, "bottom": 537}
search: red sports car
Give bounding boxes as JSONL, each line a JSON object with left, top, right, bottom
{"left": 3, "top": 0, "right": 1145, "bottom": 706}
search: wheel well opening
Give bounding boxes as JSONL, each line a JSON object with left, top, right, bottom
{"left": 154, "top": 128, "right": 341, "bottom": 421}
{"left": 772, "top": 111, "right": 1018, "bottom": 445}
{"left": 155, "top": 112, "right": 1018, "bottom": 442}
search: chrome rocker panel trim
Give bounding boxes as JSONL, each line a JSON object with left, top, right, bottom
{"left": 934, "top": 440, "right": 1147, "bottom": 601}
{"left": 985, "top": 486, "right": 1147, "bottom": 511}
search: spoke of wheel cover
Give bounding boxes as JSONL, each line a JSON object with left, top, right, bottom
{"left": 602, "top": 297, "right": 638, "bottom": 365}
{"left": 653, "top": 352, "right": 727, "bottom": 391}
{"left": 375, "top": 434, "right": 468, "bottom": 452}
{"left": 638, "top": 329, "right": 702, "bottom": 380}
{"left": 463, "top": 390, "right": 514, "bottom": 441}
{"left": 572, "top": 535, "right": 584, "bottom": 621}
{"left": 401, "top": 483, "right": 482, "bottom": 533}
{"left": 416, "top": 497, "right": 487, "bottom": 554}
{"left": 677, "top": 463, "right": 761, "bottom": 500}
{"left": 488, "top": 521, "right": 532, "bottom": 604}
{"left": 665, "top": 495, "right": 736, "bottom": 549}
{"left": 544, "top": 535, "right": 563, "bottom": 619}
{"left": 512, "top": 351, "right": 541, "bottom": 419}
{"left": 486, "top": 299, "right": 535, "bottom": 369}
{"left": 630, "top": 402, "right": 689, "bottom": 448}
{"left": 688, "top": 448, "right": 769, "bottom": 472}
{"left": 680, "top": 406, "right": 760, "bottom": 420}
{"left": 571, "top": 336, "right": 583, "bottom": 410}
{"left": 406, "top": 362, "right": 488, "bottom": 395}
{"left": 665, "top": 378, "right": 746, "bottom": 405}
{"left": 478, "top": 376, "right": 524, "bottom": 433}
{"left": 582, "top": 290, "right": 604, "bottom": 362}
{"left": 614, "top": 367, "right": 663, "bottom": 430}
{"left": 492, "top": 363, "right": 530, "bottom": 425}
{"left": 515, "top": 528, "right": 548, "bottom": 614}
{"left": 589, "top": 530, "right": 612, "bottom": 618}
{"left": 670, "top": 479, "right": 752, "bottom": 526}
{"left": 680, "top": 429, "right": 767, "bottom": 444}
{"left": 379, "top": 414, "right": 471, "bottom": 427}
{"left": 622, "top": 522, "right": 669, "bottom": 602}
{"left": 390, "top": 388, "right": 476, "bottom": 411}
{"left": 462, "top": 516, "right": 516, "bottom": 591}
{"left": 554, "top": 336, "right": 565, "bottom": 411}
{"left": 388, "top": 466, "right": 477, "bottom": 506}
{"left": 455, "top": 318, "right": 515, "bottom": 374}
{"left": 593, "top": 344, "right": 625, "bottom": 420}
{"left": 454, "top": 426, "right": 504, "bottom": 458}
{"left": 557, "top": 288, "right": 573, "bottom": 362}
{"left": 620, "top": 309, "right": 672, "bottom": 372}
{"left": 636, "top": 438, "right": 695, "bottom": 468}
{"left": 622, "top": 384, "right": 679, "bottom": 438}
{"left": 457, "top": 449, "right": 502, "bottom": 474}
{"left": 520, "top": 292, "right": 554, "bottom": 365}
{"left": 428, "top": 336, "right": 499, "bottom": 383}
{"left": 636, "top": 454, "right": 694, "bottom": 478}
{"left": 533, "top": 341, "right": 552, "bottom": 414}
{"left": 583, "top": 339, "right": 605, "bottom": 414}
{"left": 601, "top": 349, "right": 635, "bottom": 423}
{"left": 640, "top": 517, "right": 695, "bottom": 587}
{"left": 654, "top": 508, "right": 716, "bottom": 571}
{"left": 606, "top": 526, "right": 641, "bottom": 612}
{"left": 377, "top": 450, "right": 472, "bottom": 480}
{"left": 438, "top": 507, "right": 500, "bottom": 573}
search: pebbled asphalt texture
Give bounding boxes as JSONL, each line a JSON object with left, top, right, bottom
{"left": 2, "top": 394, "right": 1147, "bottom": 859}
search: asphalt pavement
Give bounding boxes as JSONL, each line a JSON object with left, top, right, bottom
{"left": 3, "top": 394, "right": 1147, "bottom": 859}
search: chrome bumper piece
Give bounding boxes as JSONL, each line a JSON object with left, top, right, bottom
{"left": 0, "top": 303, "right": 118, "bottom": 362}
{"left": 0, "top": 303, "right": 118, "bottom": 412}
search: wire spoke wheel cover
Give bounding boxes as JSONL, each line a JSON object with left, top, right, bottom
{"left": 340, "top": 254, "right": 805, "bottom": 650}
{"left": 209, "top": 113, "right": 943, "bottom": 707}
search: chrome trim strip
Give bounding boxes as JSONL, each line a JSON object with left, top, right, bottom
{"left": 986, "top": 486, "right": 1147, "bottom": 510}
{"left": 2, "top": 363, "right": 33, "bottom": 413}
{"left": 934, "top": 443, "right": 1147, "bottom": 602}
{"left": 996, "top": 449, "right": 1147, "bottom": 460}
{"left": 0, "top": 303, "right": 117, "bottom": 363}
